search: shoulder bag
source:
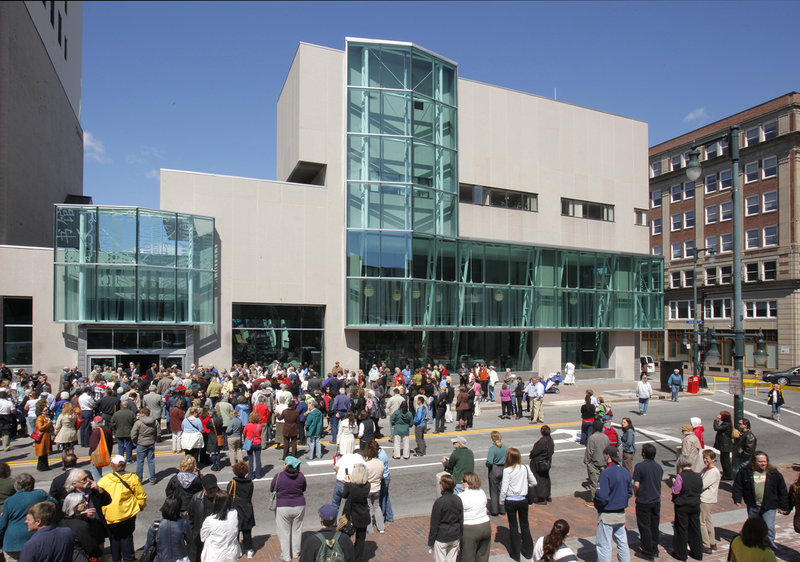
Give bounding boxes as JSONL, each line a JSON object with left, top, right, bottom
{"left": 269, "top": 471, "right": 279, "bottom": 511}
{"left": 91, "top": 431, "right": 111, "bottom": 467}
{"left": 138, "top": 521, "right": 159, "bottom": 562}
{"left": 212, "top": 419, "right": 225, "bottom": 447}
{"left": 336, "top": 490, "right": 356, "bottom": 536}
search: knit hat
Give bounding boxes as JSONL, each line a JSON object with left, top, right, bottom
{"left": 690, "top": 417, "right": 702, "bottom": 428}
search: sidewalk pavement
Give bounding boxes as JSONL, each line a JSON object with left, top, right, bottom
{"left": 249, "top": 465, "right": 800, "bottom": 561}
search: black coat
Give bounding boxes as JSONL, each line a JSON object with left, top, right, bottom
{"left": 226, "top": 477, "right": 255, "bottom": 530}
{"left": 530, "top": 436, "right": 554, "bottom": 473}
{"left": 298, "top": 526, "right": 355, "bottom": 562}
{"left": 712, "top": 419, "right": 733, "bottom": 453}
{"left": 342, "top": 482, "right": 370, "bottom": 528}
{"left": 60, "top": 515, "right": 104, "bottom": 558}
{"left": 427, "top": 492, "right": 463, "bottom": 547}
{"left": 187, "top": 490, "right": 215, "bottom": 538}
{"left": 733, "top": 464, "right": 789, "bottom": 512}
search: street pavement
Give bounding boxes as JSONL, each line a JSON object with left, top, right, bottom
{"left": 4, "top": 377, "right": 800, "bottom": 560}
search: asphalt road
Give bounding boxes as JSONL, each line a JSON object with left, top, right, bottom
{"left": 6, "top": 386, "right": 799, "bottom": 553}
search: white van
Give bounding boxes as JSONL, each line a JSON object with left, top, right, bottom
{"left": 640, "top": 355, "right": 655, "bottom": 375}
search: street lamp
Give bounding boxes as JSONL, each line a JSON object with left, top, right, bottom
{"left": 686, "top": 125, "right": 744, "bottom": 423}
{"left": 693, "top": 247, "right": 715, "bottom": 387}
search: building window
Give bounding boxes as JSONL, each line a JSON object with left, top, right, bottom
{"left": 745, "top": 195, "right": 760, "bottom": 216}
{"left": 763, "top": 225, "right": 778, "bottom": 247}
{"left": 684, "top": 210, "right": 695, "bottom": 229}
{"left": 720, "top": 138, "right": 729, "bottom": 156}
{"left": 2, "top": 298, "right": 32, "bottom": 366}
{"left": 720, "top": 201, "right": 733, "bottom": 222}
{"left": 684, "top": 240, "right": 695, "bottom": 258}
{"left": 683, "top": 181, "right": 695, "bottom": 200}
{"left": 671, "top": 154, "right": 683, "bottom": 171}
{"left": 745, "top": 228, "right": 760, "bottom": 249}
{"left": 720, "top": 169, "right": 732, "bottom": 189}
{"left": 650, "top": 161, "right": 662, "bottom": 177}
{"left": 671, "top": 242, "right": 683, "bottom": 260}
{"left": 705, "top": 174, "right": 717, "bottom": 194}
{"left": 459, "top": 184, "right": 538, "bottom": 212}
{"left": 745, "top": 126, "right": 760, "bottom": 147}
{"left": 705, "top": 205, "right": 718, "bottom": 224}
{"left": 683, "top": 270, "right": 694, "bottom": 288}
{"left": 763, "top": 121, "right": 777, "bottom": 140}
{"left": 706, "top": 142, "right": 719, "bottom": 159}
{"left": 720, "top": 265, "right": 732, "bottom": 284}
{"left": 651, "top": 190, "right": 662, "bottom": 208}
{"left": 705, "top": 298, "right": 732, "bottom": 319}
{"left": 670, "top": 184, "right": 682, "bottom": 203}
{"left": 561, "top": 198, "right": 614, "bottom": 222}
{"left": 763, "top": 191, "right": 777, "bottom": 213}
{"left": 705, "top": 235, "right": 718, "bottom": 254}
{"left": 744, "top": 161, "right": 759, "bottom": 183}
{"left": 763, "top": 260, "right": 777, "bottom": 281}
{"left": 745, "top": 262, "right": 759, "bottom": 282}
{"left": 762, "top": 156, "right": 777, "bottom": 179}
{"left": 671, "top": 271, "right": 682, "bottom": 289}
{"left": 651, "top": 217, "right": 662, "bottom": 235}
{"left": 744, "top": 300, "right": 777, "bottom": 319}
{"left": 669, "top": 300, "right": 693, "bottom": 320}
{"left": 232, "top": 304, "right": 325, "bottom": 367}
{"left": 720, "top": 233, "right": 733, "bottom": 253}
{"left": 652, "top": 245, "right": 662, "bottom": 256}
{"left": 705, "top": 267, "right": 718, "bottom": 286}
{"left": 634, "top": 209, "right": 648, "bottom": 226}
{"left": 671, "top": 213, "right": 682, "bottom": 232}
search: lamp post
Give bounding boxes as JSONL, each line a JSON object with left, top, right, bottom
{"left": 686, "top": 125, "right": 744, "bottom": 423}
{"left": 692, "top": 247, "right": 715, "bottom": 387}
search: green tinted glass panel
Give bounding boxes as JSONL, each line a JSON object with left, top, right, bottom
{"left": 612, "top": 292, "right": 634, "bottom": 329}
{"left": 347, "top": 44, "right": 365, "bottom": 86}
{"left": 189, "top": 271, "right": 214, "bottom": 323}
{"left": 615, "top": 256, "right": 632, "bottom": 291}
{"left": 435, "top": 61, "right": 456, "bottom": 106}
{"left": 436, "top": 147, "right": 457, "bottom": 193}
{"left": 381, "top": 279, "right": 409, "bottom": 324}
{"left": 437, "top": 238, "right": 457, "bottom": 281}
{"left": 484, "top": 245, "right": 509, "bottom": 285}
{"left": 191, "top": 216, "right": 214, "bottom": 271}
{"left": 348, "top": 89, "right": 380, "bottom": 134}
{"left": 413, "top": 188, "right": 435, "bottom": 233}
{"left": 379, "top": 46, "right": 410, "bottom": 89}
{"left": 510, "top": 246, "right": 532, "bottom": 286}
{"left": 535, "top": 249, "right": 556, "bottom": 287}
{"left": 54, "top": 264, "right": 96, "bottom": 322}
{"left": 138, "top": 267, "right": 176, "bottom": 322}
{"left": 436, "top": 104, "right": 457, "bottom": 149}
{"left": 98, "top": 208, "right": 137, "bottom": 264}
{"left": 413, "top": 140, "right": 434, "bottom": 187}
{"left": 413, "top": 97, "right": 434, "bottom": 142}
{"left": 412, "top": 235, "right": 435, "bottom": 279}
{"left": 381, "top": 232, "right": 411, "bottom": 278}
{"left": 96, "top": 266, "right": 136, "bottom": 321}
{"left": 382, "top": 91, "right": 410, "bottom": 136}
{"left": 462, "top": 285, "right": 485, "bottom": 327}
{"left": 138, "top": 210, "right": 177, "bottom": 267}
{"left": 381, "top": 184, "right": 411, "bottom": 230}
{"left": 534, "top": 288, "right": 557, "bottom": 327}
{"left": 381, "top": 137, "right": 409, "bottom": 182}
{"left": 459, "top": 242, "right": 484, "bottom": 284}
{"left": 437, "top": 192, "right": 457, "bottom": 237}
{"left": 55, "top": 206, "right": 96, "bottom": 263}
{"left": 347, "top": 183, "right": 380, "bottom": 229}
{"left": 411, "top": 50, "right": 434, "bottom": 98}
{"left": 487, "top": 287, "right": 510, "bottom": 327}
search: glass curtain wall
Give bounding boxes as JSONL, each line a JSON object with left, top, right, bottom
{"left": 54, "top": 206, "right": 214, "bottom": 324}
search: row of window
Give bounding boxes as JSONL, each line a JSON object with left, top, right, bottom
{"left": 665, "top": 226, "right": 777, "bottom": 260}
{"left": 561, "top": 198, "right": 614, "bottom": 222}
{"left": 669, "top": 299, "right": 777, "bottom": 320}
{"left": 458, "top": 184, "right": 538, "bottom": 212}
{"left": 744, "top": 157, "right": 778, "bottom": 183}
{"left": 657, "top": 191, "right": 778, "bottom": 235}
{"left": 650, "top": 120, "right": 777, "bottom": 178}
{"left": 669, "top": 260, "right": 777, "bottom": 288}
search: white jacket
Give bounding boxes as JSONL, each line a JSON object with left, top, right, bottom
{"left": 500, "top": 464, "right": 536, "bottom": 503}
{"left": 635, "top": 380, "right": 653, "bottom": 399}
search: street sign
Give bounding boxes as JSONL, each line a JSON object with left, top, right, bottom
{"left": 684, "top": 320, "right": 701, "bottom": 324}
{"left": 729, "top": 370, "right": 743, "bottom": 396}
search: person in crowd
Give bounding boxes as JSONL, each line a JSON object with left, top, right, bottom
{"left": 713, "top": 411, "right": 735, "bottom": 481}
{"left": 635, "top": 374, "right": 653, "bottom": 416}
{"left": 199, "top": 491, "right": 241, "bottom": 561}
{"left": 413, "top": 395, "right": 428, "bottom": 457}
{"left": 595, "top": 397, "right": 612, "bottom": 422}
{"left": 204, "top": 408, "right": 224, "bottom": 472}
{"left": 278, "top": 399, "right": 300, "bottom": 460}
{"left": 0, "top": 473, "right": 55, "bottom": 560}
{"left": 728, "top": 516, "right": 776, "bottom": 562}
{"left": 767, "top": 383, "right": 784, "bottom": 422}
{"left": 532, "top": 519, "right": 576, "bottom": 561}
{"left": 226, "top": 461, "right": 256, "bottom": 559}
{"left": 579, "top": 394, "right": 596, "bottom": 446}
{"left": 18, "top": 501, "right": 74, "bottom": 561}
{"left": 180, "top": 408, "right": 205, "bottom": 463}
{"left": 691, "top": 417, "right": 704, "bottom": 449}
{"left": 0, "top": 462, "right": 14, "bottom": 511}
{"left": 500, "top": 448, "right": 537, "bottom": 562}
{"left": 0, "top": 391, "right": 16, "bottom": 452}
{"left": 330, "top": 387, "right": 351, "bottom": 445}
{"left": 632, "top": 443, "right": 662, "bottom": 561}
{"left": 77, "top": 388, "right": 96, "bottom": 447}
{"left": 143, "top": 496, "right": 191, "bottom": 562}
{"left": 97, "top": 455, "right": 147, "bottom": 562}
{"left": 169, "top": 398, "right": 186, "bottom": 454}
{"left": 165, "top": 455, "right": 203, "bottom": 514}
{"left": 678, "top": 423, "right": 703, "bottom": 473}
{"left": 362, "top": 441, "right": 385, "bottom": 534}
{"left": 242, "top": 412, "right": 263, "bottom": 480}
{"left": 390, "top": 402, "right": 413, "bottom": 460}
{"left": 130, "top": 407, "right": 161, "bottom": 484}
{"left": 499, "top": 383, "right": 513, "bottom": 420}
{"left": 486, "top": 431, "right": 508, "bottom": 516}
{"left": 530, "top": 425, "right": 555, "bottom": 504}
{"left": 331, "top": 448, "right": 365, "bottom": 510}
{"left": 439, "top": 436, "right": 475, "bottom": 495}
{"left": 584, "top": 420, "right": 609, "bottom": 506}
{"left": 225, "top": 406, "right": 244, "bottom": 466}
{"left": 732, "top": 450, "right": 790, "bottom": 549}
{"left": 337, "top": 411, "right": 358, "bottom": 455}
{"left": 342, "top": 462, "right": 371, "bottom": 561}
{"left": 434, "top": 383, "right": 449, "bottom": 433}
{"left": 668, "top": 368, "right": 682, "bottom": 401}
{"left": 271, "top": 456, "right": 307, "bottom": 561}
{"left": 459, "top": 472, "right": 491, "bottom": 562}
{"left": 53, "top": 401, "right": 78, "bottom": 464}
{"left": 529, "top": 376, "right": 546, "bottom": 424}
{"left": 700, "top": 449, "right": 721, "bottom": 554}
{"left": 187, "top": 474, "right": 219, "bottom": 562}
{"left": 59, "top": 491, "right": 104, "bottom": 561}
{"left": 304, "top": 399, "right": 324, "bottom": 460}
{"left": 64, "top": 468, "right": 111, "bottom": 547}
{"left": 594, "top": 446, "right": 632, "bottom": 562}
{"left": 111, "top": 401, "right": 136, "bottom": 464}
{"left": 455, "top": 385, "right": 470, "bottom": 431}
{"left": 671, "top": 456, "right": 703, "bottom": 561}
{"left": 33, "top": 404, "right": 54, "bottom": 471}
{"left": 428, "top": 474, "right": 463, "bottom": 562}
{"left": 377, "top": 444, "right": 394, "bottom": 523}
{"left": 620, "top": 418, "right": 636, "bottom": 474}
{"left": 298, "top": 503, "right": 355, "bottom": 562}
{"left": 733, "top": 418, "right": 757, "bottom": 475}
{"left": 23, "top": 391, "right": 40, "bottom": 436}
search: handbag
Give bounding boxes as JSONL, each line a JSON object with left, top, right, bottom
{"left": 534, "top": 458, "right": 551, "bottom": 474}
{"left": 269, "top": 472, "right": 279, "bottom": 511}
{"left": 90, "top": 431, "right": 111, "bottom": 467}
{"left": 138, "top": 521, "right": 159, "bottom": 562}
{"left": 30, "top": 429, "right": 43, "bottom": 443}
{"left": 731, "top": 427, "right": 741, "bottom": 440}
{"left": 337, "top": 514, "right": 355, "bottom": 536}
{"left": 212, "top": 419, "right": 225, "bottom": 447}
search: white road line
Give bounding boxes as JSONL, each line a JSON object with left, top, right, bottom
{"left": 634, "top": 428, "right": 682, "bottom": 443}
{"left": 728, "top": 392, "right": 800, "bottom": 418}
{"left": 702, "top": 397, "right": 800, "bottom": 437}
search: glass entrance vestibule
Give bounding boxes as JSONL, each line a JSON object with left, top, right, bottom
{"left": 79, "top": 326, "right": 193, "bottom": 376}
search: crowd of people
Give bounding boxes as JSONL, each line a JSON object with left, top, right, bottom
{"left": 0, "top": 362, "right": 798, "bottom": 561}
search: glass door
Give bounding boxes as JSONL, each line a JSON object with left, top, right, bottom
{"left": 89, "top": 356, "right": 116, "bottom": 371}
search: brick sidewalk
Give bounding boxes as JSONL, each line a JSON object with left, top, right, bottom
{"left": 246, "top": 465, "right": 800, "bottom": 561}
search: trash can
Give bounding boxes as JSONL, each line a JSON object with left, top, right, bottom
{"left": 687, "top": 375, "right": 700, "bottom": 394}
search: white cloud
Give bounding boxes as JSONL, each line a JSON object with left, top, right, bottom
{"left": 683, "top": 107, "right": 709, "bottom": 123}
{"left": 126, "top": 147, "right": 164, "bottom": 165}
{"left": 145, "top": 169, "right": 159, "bottom": 180}
{"left": 84, "top": 131, "right": 111, "bottom": 163}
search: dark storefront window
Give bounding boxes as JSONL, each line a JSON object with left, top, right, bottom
{"left": 232, "top": 304, "right": 324, "bottom": 368}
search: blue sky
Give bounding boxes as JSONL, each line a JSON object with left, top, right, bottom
{"left": 82, "top": 1, "right": 799, "bottom": 209}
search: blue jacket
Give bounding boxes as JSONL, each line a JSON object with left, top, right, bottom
{"left": 0, "top": 490, "right": 55, "bottom": 552}
{"left": 143, "top": 518, "right": 190, "bottom": 562}
{"left": 595, "top": 462, "right": 632, "bottom": 513}
{"left": 413, "top": 405, "right": 428, "bottom": 428}
{"left": 332, "top": 394, "right": 351, "bottom": 415}
{"left": 668, "top": 373, "right": 682, "bottom": 388}
{"left": 19, "top": 525, "right": 73, "bottom": 562}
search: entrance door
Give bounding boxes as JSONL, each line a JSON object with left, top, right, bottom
{"left": 120, "top": 354, "right": 160, "bottom": 375}
{"left": 89, "top": 356, "right": 116, "bottom": 371}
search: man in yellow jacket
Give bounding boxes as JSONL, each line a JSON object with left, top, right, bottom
{"left": 98, "top": 455, "right": 147, "bottom": 561}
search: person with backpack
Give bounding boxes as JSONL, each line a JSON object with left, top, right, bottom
{"left": 298, "top": 503, "right": 354, "bottom": 562}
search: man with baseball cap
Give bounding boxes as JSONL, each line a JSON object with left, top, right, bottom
{"left": 297, "top": 503, "right": 355, "bottom": 561}
{"left": 437, "top": 435, "right": 474, "bottom": 495}
{"left": 594, "top": 445, "right": 633, "bottom": 562}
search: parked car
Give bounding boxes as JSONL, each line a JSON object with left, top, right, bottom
{"left": 761, "top": 366, "right": 800, "bottom": 386}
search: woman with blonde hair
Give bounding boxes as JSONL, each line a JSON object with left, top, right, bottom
{"left": 165, "top": 455, "right": 203, "bottom": 513}
{"left": 500, "top": 448, "right": 537, "bottom": 561}
{"left": 342, "top": 463, "right": 371, "bottom": 560}
{"left": 53, "top": 402, "right": 78, "bottom": 462}
{"left": 486, "top": 431, "right": 507, "bottom": 516}
{"left": 459, "top": 472, "right": 491, "bottom": 562}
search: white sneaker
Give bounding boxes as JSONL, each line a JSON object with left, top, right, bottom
{"left": 247, "top": 550, "right": 255, "bottom": 558}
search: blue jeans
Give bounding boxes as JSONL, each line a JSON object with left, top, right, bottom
{"left": 488, "top": 384, "right": 495, "bottom": 401}
{"left": 136, "top": 444, "right": 156, "bottom": 483}
{"left": 330, "top": 415, "right": 340, "bottom": 444}
{"left": 380, "top": 474, "right": 393, "bottom": 522}
{"left": 671, "top": 386, "right": 680, "bottom": 401}
{"left": 332, "top": 480, "right": 345, "bottom": 510}
{"left": 90, "top": 463, "right": 103, "bottom": 482}
{"left": 596, "top": 519, "right": 630, "bottom": 562}
{"left": 638, "top": 398, "right": 649, "bottom": 414}
{"left": 748, "top": 506, "right": 777, "bottom": 548}
{"left": 117, "top": 437, "right": 133, "bottom": 462}
{"left": 771, "top": 403, "right": 782, "bottom": 416}
{"left": 307, "top": 436, "right": 321, "bottom": 459}
{"left": 247, "top": 445, "right": 262, "bottom": 479}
